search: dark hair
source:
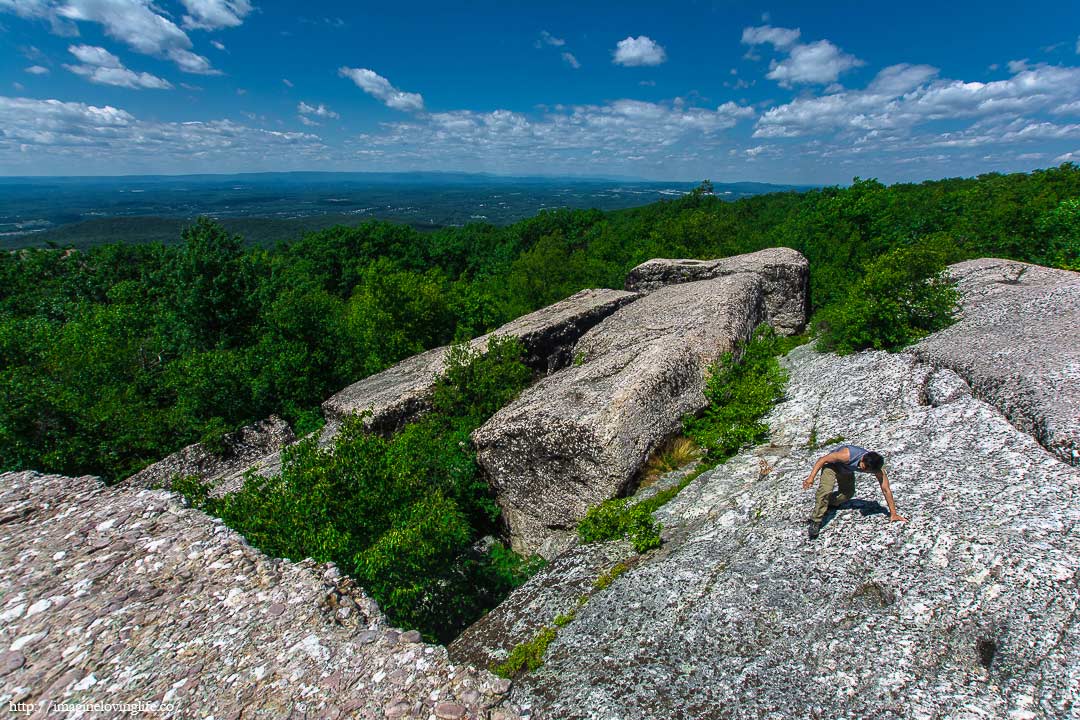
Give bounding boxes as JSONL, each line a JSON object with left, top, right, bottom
{"left": 863, "top": 451, "right": 884, "bottom": 472}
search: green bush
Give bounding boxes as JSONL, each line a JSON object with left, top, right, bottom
{"left": 178, "top": 335, "right": 539, "bottom": 643}
{"left": 813, "top": 240, "right": 960, "bottom": 354}
{"left": 684, "top": 325, "right": 791, "bottom": 461}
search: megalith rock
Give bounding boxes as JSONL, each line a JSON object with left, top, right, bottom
{"left": 322, "top": 288, "right": 639, "bottom": 435}
{"left": 911, "top": 258, "right": 1080, "bottom": 465}
{"left": 472, "top": 274, "right": 770, "bottom": 558}
{"left": 0, "top": 471, "right": 515, "bottom": 717}
{"left": 124, "top": 415, "right": 294, "bottom": 493}
{"left": 624, "top": 247, "right": 809, "bottom": 335}
{"left": 482, "top": 344, "right": 1080, "bottom": 719}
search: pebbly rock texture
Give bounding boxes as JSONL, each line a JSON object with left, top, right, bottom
{"left": 623, "top": 247, "right": 809, "bottom": 335}
{"left": 473, "top": 275, "right": 769, "bottom": 559}
{"left": 486, "top": 344, "right": 1079, "bottom": 720}
{"left": 124, "top": 415, "right": 295, "bottom": 494}
{"left": 911, "top": 258, "right": 1080, "bottom": 466}
{"left": 322, "top": 288, "right": 639, "bottom": 435}
{"left": 0, "top": 471, "right": 516, "bottom": 719}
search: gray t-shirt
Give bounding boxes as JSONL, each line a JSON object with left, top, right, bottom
{"left": 830, "top": 444, "right": 871, "bottom": 473}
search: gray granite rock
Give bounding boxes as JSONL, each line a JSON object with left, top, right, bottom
{"left": 624, "top": 247, "right": 809, "bottom": 335}
{"left": 0, "top": 471, "right": 514, "bottom": 717}
{"left": 123, "top": 415, "right": 294, "bottom": 493}
{"left": 495, "top": 344, "right": 1079, "bottom": 719}
{"left": 322, "top": 288, "right": 639, "bottom": 435}
{"left": 911, "top": 258, "right": 1080, "bottom": 466}
{"left": 473, "top": 274, "right": 770, "bottom": 559}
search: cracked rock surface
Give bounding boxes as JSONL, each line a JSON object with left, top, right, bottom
{"left": 0, "top": 472, "right": 514, "bottom": 719}
{"left": 500, "top": 345, "right": 1079, "bottom": 719}
{"left": 912, "top": 258, "right": 1080, "bottom": 466}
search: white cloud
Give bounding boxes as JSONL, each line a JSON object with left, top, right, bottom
{"left": 24, "top": 64, "right": 49, "bottom": 74}
{"left": 298, "top": 115, "right": 317, "bottom": 127}
{"left": 338, "top": 67, "right": 424, "bottom": 112}
{"left": 298, "top": 101, "right": 338, "bottom": 119}
{"left": 179, "top": 0, "right": 252, "bottom": 31}
{"left": 613, "top": 36, "right": 666, "bottom": 67}
{"left": 1055, "top": 149, "right": 1080, "bottom": 162}
{"left": 282, "top": 78, "right": 293, "bottom": 88}
{"left": 867, "top": 63, "right": 939, "bottom": 95}
{"left": 562, "top": 51, "right": 580, "bottom": 69}
{"left": 0, "top": 95, "right": 326, "bottom": 173}
{"left": 211, "top": 39, "right": 225, "bottom": 50}
{"left": 64, "top": 43, "right": 171, "bottom": 89}
{"left": 741, "top": 24, "right": 800, "bottom": 50}
{"left": 1, "top": 0, "right": 219, "bottom": 74}
{"left": 537, "top": 30, "right": 564, "bottom": 47}
{"left": 766, "top": 39, "right": 864, "bottom": 87}
{"left": 1052, "top": 100, "right": 1080, "bottom": 116}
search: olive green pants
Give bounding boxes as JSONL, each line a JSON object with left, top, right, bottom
{"left": 811, "top": 466, "right": 856, "bottom": 523}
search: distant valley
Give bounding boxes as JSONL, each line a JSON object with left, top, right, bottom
{"left": 0, "top": 171, "right": 808, "bottom": 249}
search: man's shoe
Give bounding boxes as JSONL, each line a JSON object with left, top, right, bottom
{"left": 807, "top": 521, "right": 821, "bottom": 540}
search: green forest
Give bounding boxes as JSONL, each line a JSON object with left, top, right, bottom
{"left": 2, "top": 164, "right": 1079, "bottom": 640}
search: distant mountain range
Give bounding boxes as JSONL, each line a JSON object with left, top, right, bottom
{"left": 0, "top": 172, "right": 814, "bottom": 249}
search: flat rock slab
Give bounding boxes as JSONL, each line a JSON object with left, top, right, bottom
{"left": 473, "top": 274, "right": 768, "bottom": 559}
{"left": 322, "top": 288, "right": 639, "bottom": 435}
{"left": 624, "top": 247, "right": 809, "bottom": 335}
{"left": 912, "top": 258, "right": 1080, "bottom": 465}
{"left": 124, "top": 416, "right": 294, "bottom": 493}
{"left": 503, "top": 344, "right": 1080, "bottom": 719}
{"left": 0, "top": 471, "right": 514, "bottom": 717}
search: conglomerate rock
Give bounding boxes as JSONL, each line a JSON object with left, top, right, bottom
{"left": 623, "top": 247, "right": 809, "bottom": 335}
{"left": 472, "top": 274, "right": 769, "bottom": 559}
{"left": 321, "top": 288, "right": 639, "bottom": 435}
{"left": 124, "top": 416, "right": 295, "bottom": 494}
{"left": 0, "top": 471, "right": 516, "bottom": 719}
{"left": 489, "top": 344, "right": 1078, "bottom": 719}
{"left": 911, "top": 258, "right": 1080, "bottom": 465}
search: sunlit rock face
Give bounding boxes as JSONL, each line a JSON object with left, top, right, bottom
{"left": 484, "top": 343, "right": 1079, "bottom": 719}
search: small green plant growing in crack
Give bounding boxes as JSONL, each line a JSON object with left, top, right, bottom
{"left": 593, "top": 561, "right": 629, "bottom": 591}
{"left": 492, "top": 626, "right": 558, "bottom": 678}
{"left": 572, "top": 350, "right": 587, "bottom": 366}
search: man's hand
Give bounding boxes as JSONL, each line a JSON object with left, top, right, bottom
{"left": 802, "top": 475, "right": 815, "bottom": 490}
{"left": 889, "top": 513, "right": 907, "bottom": 523}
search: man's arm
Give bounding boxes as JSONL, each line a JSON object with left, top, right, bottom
{"left": 875, "top": 469, "right": 907, "bottom": 522}
{"left": 802, "top": 449, "right": 847, "bottom": 490}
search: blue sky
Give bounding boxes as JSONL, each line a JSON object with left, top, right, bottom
{"left": 2, "top": 0, "right": 1080, "bottom": 183}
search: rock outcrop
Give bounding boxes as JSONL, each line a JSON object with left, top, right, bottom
{"left": 459, "top": 344, "right": 1079, "bottom": 719}
{"left": 0, "top": 471, "right": 516, "bottom": 719}
{"left": 912, "top": 258, "right": 1080, "bottom": 465}
{"left": 124, "top": 415, "right": 295, "bottom": 494}
{"left": 473, "top": 274, "right": 770, "bottom": 558}
{"left": 322, "top": 288, "right": 639, "bottom": 435}
{"left": 624, "top": 247, "right": 809, "bottom": 335}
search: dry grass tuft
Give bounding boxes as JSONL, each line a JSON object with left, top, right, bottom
{"left": 640, "top": 436, "right": 702, "bottom": 488}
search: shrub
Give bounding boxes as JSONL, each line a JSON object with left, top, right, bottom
{"left": 684, "top": 325, "right": 791, "bottom": 461}
{"left": 813, "top": 239, "right": 960, "bottom": 354}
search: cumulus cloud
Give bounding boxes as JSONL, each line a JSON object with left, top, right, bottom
{"left": 742, "top": 25, "right": 863, "bottom": 87}
{"left": 613, "top": 36, "right": 666, "bottom": 67}
{"left": 298, "top": 101, "right": 338, "bottom": 121}
{"left": 64, "top": 43, "right": 172, "bottom": 89}
{"left": 338, "top": 67, "right": 424, "bottom": 112}
{"left": 179, "top": 0, "right": 252, "bottom": 31}
{"left": 766, "top": 40, "right": 864, "bottom": 87}
{"left": 0, "top": 94, "right": 325, "bottom": 173}
{"left": 741, "top": 25, "right": 800, "bottom": 50}
{"left": 1, "top": 0, "right": 220, "bottom": 74}
{"left": 866, "top": 63, "right": 938, "bottom": 95}
{"left": 562, "top": 52, "right": 580, "bottom": 69}
{"left": 24, "top": 64, "right": 49, "bottom": 74}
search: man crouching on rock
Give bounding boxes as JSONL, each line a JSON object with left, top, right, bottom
{"left": 802, "top": 444, "right": 906, "bottom": 539}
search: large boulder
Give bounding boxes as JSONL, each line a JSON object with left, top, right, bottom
{"left": 0, "top": 471, "right": 516, "bottom": 717}
{"left": 322, "top": 288, "right": 639, "bottom": 435}
{"left": 911, "top": 258, "right": 1080, "bottom": 465}
{"left": 482, "top": 344, "right": 1079, "bottom": 719}
{"left": 624, "top": 247, "right": 809, "bottom": 335}
{"left": 124, "top": 415, "right": 294, "bottom": 494}
{"left": 472, "top": 274, "right": 769, "bottom": 558}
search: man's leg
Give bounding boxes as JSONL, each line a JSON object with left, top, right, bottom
{"left": 830, "top": 470, "right": 856, "bottom": 507}
{"left": 811, "top": 468, "right": 838, "bottom": 524}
